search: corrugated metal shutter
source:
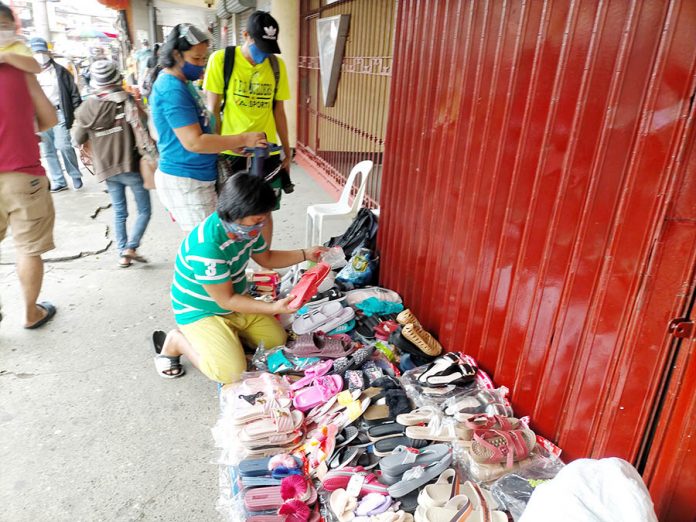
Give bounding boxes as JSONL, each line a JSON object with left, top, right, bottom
{"left": 235, "top": 8, "right": 254, "bottom": 45}
{"left": 216, "top": 0, "right": 255, "bottom": 17}
{"left": 378, "top": 1, "right": 696, "bottom": 519}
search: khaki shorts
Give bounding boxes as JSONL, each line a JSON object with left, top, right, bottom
{"left": 0, "top": 172, "right": 55, "bottom": 256}
{"left": 154, "top": 169, "right": 217, "bottom": 232}
{"left": 179, "top": 313, "right": 287, "bottom": 384}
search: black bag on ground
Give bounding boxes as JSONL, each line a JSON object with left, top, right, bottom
{"left": 325, "top": 208, "right": 378, "bottom": 258}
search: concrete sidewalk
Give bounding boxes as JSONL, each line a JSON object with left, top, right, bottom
{"left": 0, "top": 164, "right": 349, "bottom": 521}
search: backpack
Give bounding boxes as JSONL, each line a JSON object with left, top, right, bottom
{"left": 220, "top": 46, "right": 280, "bottom": 117}
{"left": 325, "top": 208, "right": 379, "bottom": 258}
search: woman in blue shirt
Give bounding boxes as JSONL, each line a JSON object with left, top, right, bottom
{"left": 151, "top": 23, "right": 266, "bottom": 231}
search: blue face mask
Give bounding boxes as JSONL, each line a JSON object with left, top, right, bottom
{"left": 221, "top": 219, "right": 265, "bottom": 241}
{"left": 181, "top": 60, "right": 205, "bottom": 81}
{"left": 248, "top": 43, "right": 269, "bottom": 65}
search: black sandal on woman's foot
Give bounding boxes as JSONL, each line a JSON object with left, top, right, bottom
{"left": 152, "top": 330, "right": 185, "bottom": 379}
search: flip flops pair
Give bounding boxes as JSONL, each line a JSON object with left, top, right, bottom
{"left": 286, "top": 332, "right": 355, "bottom": 359}
{"left": 416, "top": 353, "right": 477, "bottom": 387}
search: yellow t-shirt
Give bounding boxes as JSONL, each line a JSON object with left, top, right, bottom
{"left": 0, "top": 40, "right": 32, "bottom": 56}
{"left": 203, "top": 47, "right": 290, "bottom": 155}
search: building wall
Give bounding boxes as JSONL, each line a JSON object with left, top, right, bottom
{"left": 378, "top": 1, "right": 696, "bottom": 519}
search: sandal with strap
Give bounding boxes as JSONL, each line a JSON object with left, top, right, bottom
{"left": 461, "top": 414, "right": 522, "bottom": 433}
{"left": 470, "top": 428, "right": 536, "bottom": 468}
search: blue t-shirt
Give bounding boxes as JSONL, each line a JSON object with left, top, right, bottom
{"left": 151, "top": 73, "right": 217, "bottom": 181}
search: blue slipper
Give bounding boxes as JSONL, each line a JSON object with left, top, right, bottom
{"left": 24, "top": 301, "right": 56, "bottom": 330}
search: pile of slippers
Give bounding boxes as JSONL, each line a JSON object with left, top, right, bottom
{"left": 239, "top": 455, "right": 321, "bottom": 522}
{"left": 214, "top": 278, "right": 564, "bottom": 521}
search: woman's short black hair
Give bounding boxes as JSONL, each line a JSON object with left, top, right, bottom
{"left": 217, "top": 173, "right": 278, "bottom": 223}
{"left": 0, "top": 3, "right": 15, "bottom": 22}
{"left": 159, "top": 24, "right": 209, "bottom": 68}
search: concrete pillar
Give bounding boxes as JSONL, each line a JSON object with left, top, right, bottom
{"left": 32, "top": 0, "right": 50, "bottom": 42}
{"left": 271, "top": 0, "right": 298, "bottom": 148}
{"left": 129, "top": 0, "right": 152, "bottom": 45}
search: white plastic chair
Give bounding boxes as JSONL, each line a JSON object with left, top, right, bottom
{"left": 305, "top": 160, "right": 373, "bottom": 247}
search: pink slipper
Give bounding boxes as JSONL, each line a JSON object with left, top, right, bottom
{"left": 293, "top": 375, "right": 344, "bottom": 412}
{"left": 291, "top": 360, "right": 334, "bottom": 390}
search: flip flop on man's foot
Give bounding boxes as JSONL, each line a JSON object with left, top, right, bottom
{"left": 24, "top": 301, "right": 57, "bottom": 330}
{"left": 119, "top": 256, "right": 132, "bottom": 268}
{"left": 123, "top": 250, "right": 149, "bottom": 263}
{"left": 152, "top": 330, "right": 185, "bottom": 379}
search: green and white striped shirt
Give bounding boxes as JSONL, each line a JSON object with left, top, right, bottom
{"left": 171, "top": 212, "right": 268, "bottom": 325}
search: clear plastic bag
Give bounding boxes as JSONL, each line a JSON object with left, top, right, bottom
{"left": 453, "top": 436, "right": 563, "bottom": 484}
{"left": 442, "top": 386, "right": 514, "bottom": 419}
{"left": 490, "top": 456, "right": 565, "bottom": 521}
{"left": 320, "top": 246, "right": 348, "bottom": 269}
{"left": 251, "top": 345, "right": 320, "bottom": 373}
{"left": 400, "top": 365, "right": 483, "bottom": 409}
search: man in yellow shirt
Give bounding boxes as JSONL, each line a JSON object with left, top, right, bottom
{"left": 204, "top": 10, "right": 291, "bottom": 246}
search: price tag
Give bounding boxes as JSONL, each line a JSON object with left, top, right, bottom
{"left": 346, "top": 473, "right": 365, "bottom": 498}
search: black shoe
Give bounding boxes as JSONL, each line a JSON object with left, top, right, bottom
{"left": 50, "top": 185, "right": 68, "bottom": 193}
{"left": 282, "top": 183, "right": 295, "bottom": 194}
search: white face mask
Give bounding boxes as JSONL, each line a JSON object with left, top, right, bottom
{"left": 34, "top": 53, "right": 51, "bottom": 66}
{"left": 0, "top": 29, "right": 16, "bottom": 46}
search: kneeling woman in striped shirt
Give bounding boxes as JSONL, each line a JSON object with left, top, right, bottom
{"left": 153, "top": 173, "right": 325, "bottom": 382}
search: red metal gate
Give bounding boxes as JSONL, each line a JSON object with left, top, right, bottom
{"left": 377, "top": 1, "right": 696, "bottom": 519}
{"left": 296, "top": 0, "right": 395, "bottom": 207}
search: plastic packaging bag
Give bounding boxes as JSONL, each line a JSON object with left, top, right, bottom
{"left": 454, "top": 433, "right": 562, "bottom": 484}
{"left": 251, "top": 345, "right": 320, "bottom": 373}
{"left": 320, "top": 246, "right": 348, "bottom": 269}
{"left": 335, "top": 248, "right": 377, "bottom": 290}
{"left": 490, "top": 454, "right": 565, "bottom": 520}
{"left": 519, "top": 458, "right": 656, "bottom": 522}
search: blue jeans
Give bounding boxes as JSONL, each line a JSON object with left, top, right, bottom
{"left": 39, "top": 110, "right": 82, "bottom": 188}
{"left": 105, "top": 172, "right": 152, "bottom": 255}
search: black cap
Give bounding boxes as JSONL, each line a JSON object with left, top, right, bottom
{"left": 247, "top": 10, "right": 280, "bottom": 54}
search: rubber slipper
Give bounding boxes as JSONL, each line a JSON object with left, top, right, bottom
{"left": 118, "top": 257, "right": 132, "bottom": 268}
{"left": 367, "top": 422, "right": 406, "bottom": 442}
{"left": 151, "top": 330, "right": 185, "bottom": 378}
{"left": 240, "top": 410, "right": 304, "bottom": 441}
{"left": 418, "top": 495, "right": 470, "bottom": 522}
{"left": 344, "top": 287, "right": 402, "bottom": 307}
{"left": 287, "top": 333, "right": 354, "bottom": 359}
{"left": 289, "top": 262, "right": 331, "bottom": 309}
{"left": 293, "top": 301, "right": 347, "bottom": 335}
{"left": 292, "top": 375, "right": 343, "bottom": 412}
{"left": 321, "top": 306, "right": 356, "bottom": 333}
{"left": 244, "top": 486, "right": 284, "bottom": 512}
{"left": 387, "top": 455, "right": 453, "bottom": 498}
{"left": 373, "top": 436, "right": 430, "bottom": 458}
{"left": 24, "top": 301, "right": 57, "bottom": 330}
{"left": 417, "top": 469, "right": 458, "bottom": 509}
{"left": 330, "top": 488, "right": 358, "bottom": 522}
{"left": 290, "top": 359, "right": 334, "bottom": 390}
{"left": 379, "top": 444, "right": 452, "bottom": 483}
{"left": 356, "top": 493, "right": 393, "bottom": 516}
{"left": 396, "top": 406, "right": 442, "bottom": 426}
{"left": 123, "top": 252, "right": 148, "bottom": 263}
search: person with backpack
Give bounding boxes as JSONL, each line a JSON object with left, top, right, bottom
{"left": 203, "top": 10, "right": 293, "bottom": 247}
{"left": 150, "top": 23, "right": 267, "bottom": 232}
{"left": 71, "top": 60, "right": 153, "bottom": 268}
{"left": 30, "top": 37, "right": 84, "bottom": 192}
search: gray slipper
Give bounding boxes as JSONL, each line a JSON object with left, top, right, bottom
{"left": 387, "top": 451, "right": 453, "bottom": 498}
{"left": 379, "top": 443, "right": 451, "bottom": 478}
